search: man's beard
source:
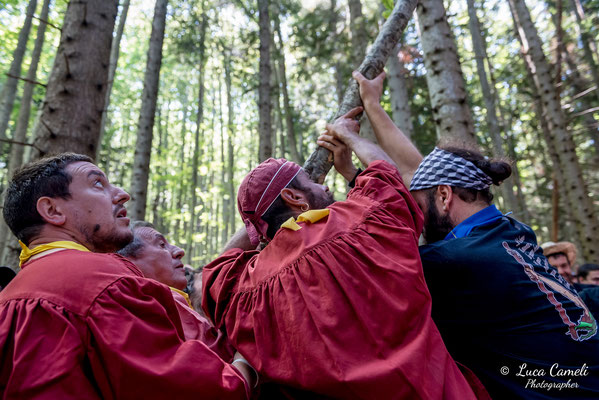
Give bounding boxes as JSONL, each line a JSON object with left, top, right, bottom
{"left": 423, "top": 190, "right": 454, "bottom": 244}
{"left": 80, "top": 223, "right": 133, "bottom": 253}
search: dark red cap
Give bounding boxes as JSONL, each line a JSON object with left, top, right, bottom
{"left": 237, "top": 158, "right": 302, "bottom": 246}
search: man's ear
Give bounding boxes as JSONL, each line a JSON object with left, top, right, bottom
{"left": 280, "top": 188, "right": 308, "bottom": 211}
{"left": 437, "top": 185, "right": 454, "bottom": 213}
{"left": 36, "top": 197, "right": 67, "bottom": 226}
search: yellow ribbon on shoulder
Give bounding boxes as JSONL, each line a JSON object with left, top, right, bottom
{"left": 19, "top": 240, "right": 90, "bottom": 267}
{"left": 280, "top": 209, "right": 330, "bottom": 231}
{"left": 170, "top": 287, "right": 192, "bottom": 308}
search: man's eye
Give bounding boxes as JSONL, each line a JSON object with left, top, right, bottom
{"left": 159, "top": 242, "right": 166, "bottom": 248}
{"left": 94, "top": 180, "right": 104, "bottom": 188}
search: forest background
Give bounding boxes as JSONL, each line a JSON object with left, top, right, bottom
{"left": 0, "top": 0, "right": 598, "bottom": 268}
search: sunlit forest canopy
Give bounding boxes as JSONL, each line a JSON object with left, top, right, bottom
{"left": 0, "top": 0, "right": 598, "bottom": 266}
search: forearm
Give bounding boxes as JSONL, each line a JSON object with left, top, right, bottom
{"left": 222, "top": 228, "right": 254, "bottom": 253}
{"left": 345, "top": 134, "right": 396, "bottom": 168}
{"left": 363, "top": 99, "right": 423, "bottom": 184}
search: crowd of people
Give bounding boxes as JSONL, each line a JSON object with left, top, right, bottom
{"left": 0, "top": 71, "right": 598, "bottom": 399}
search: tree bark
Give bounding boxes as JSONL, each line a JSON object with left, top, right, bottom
{"left": 386, "top": 42, "right": 414, "bottom": 138}
{"left": 509, "top": 0, "right": 599, "bottom": 263}
{"left": 129, "top": 0, "right": 168, "bottom": 220}
{"left": 257, "top": 0, "right": 272, "bottom": 161}
{"left": 186, "top": 5, "right": 207, "bottom": 263}
{"left": 304, "top": 0, "right": 419, "bottom": 182}
{"left": 569, "top": 0, "right": 599, "bottom": 91}
{"left": 416, "top": 0, "right": 476, "bottom": 145}
{"left": 0, "top": 0, "right": 38, "bottom": 142}
{"left": 224, "top": 52, "right": 237, "bottom": 240}
{"left": 96, "top": 0, "right": 131, "bottom": 159}
{"left": 8, "top": 0, "right": 51, "bottom": 175}
{"left": 32, "top": 0, "right": 119, "bottom": 159}
{"left": 466, "top": 0, "right": 520, "bottom": 215}
{"left": 273, "top": 11, "right": 303, "bottom": 164}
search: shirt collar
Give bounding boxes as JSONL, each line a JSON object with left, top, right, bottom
{"left": 444, "top": 204, "right": 504, "bottom": 240}
{"left": 19, "top": 240, "right": 91, "bottom": 267}
{"left": 280, "top": 209, "right": 330, "bottom": 231}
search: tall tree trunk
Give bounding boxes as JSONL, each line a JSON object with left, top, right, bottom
{"left": 416, "top": 0, "right": 476, "bottom": 145}
{"left": 569, "top": 0, "right": 599, "bottom": 91}
{"left": 129, "top": 0, "right": 168, "bottom": 220}
{"left": 186, "top": 5, "right": 207, "bottom": 263}
{"left": 466, "top": 0, "right": 520, "bottom": 214}
{"left": 8, "top": 0, "right": 51, "bottom": 175}
{"left": 97, "top": 0, "right": 131, "bottom": 159}
{"left": 386, "top": 42, "right": 414, "bottom": 138}
{"left": 509, "top": 0, "right": 599, "bottom": 263}
{"left": 348, "top": 0, "right": 368, "bottom": 66}
{"left": 32, "top": 0, "right": 119, "bottom": 159}
{"left": 224, "top": 52, "right": 236, "bottom": 240}
{"left": 304, "top": 0, "right": 419, "bottom": 182}
{"left": 563, "top": 47, "right": 599, "bottom": 165}
{"left": 0, "top": 0, "right": 38, "bottom": 143}
{"left": 273, "top": 11, "right": 303, "bottom": 164}
{"left": 0, "top": 0, "right": 51, "bottom": 268}
{"left": 257, "top": 0, "right": 272, "bottom": 161}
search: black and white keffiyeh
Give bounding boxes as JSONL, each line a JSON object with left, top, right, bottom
{"left": 409, "top": 147, "right": 493, "bottom": 191}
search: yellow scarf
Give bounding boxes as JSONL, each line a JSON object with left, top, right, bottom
{"left": 19, "top": 240, "right": 90, "bottom": 267}
{"left": 280, "top": 209, "right": 330, "bottom": 231}
{"left": 170, "top": 287, "right": 192, "bottom": 308}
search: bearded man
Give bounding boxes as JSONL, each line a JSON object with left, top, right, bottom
{"left": 202, "top": 109, "right": 486, "bottom": 399}
{"left": 354, "top": 70, "right": 599, "bottom": 399}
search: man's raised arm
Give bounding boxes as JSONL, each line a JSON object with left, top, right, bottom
{"left": 353, "top": 71, "right": 423, "bottom": 186}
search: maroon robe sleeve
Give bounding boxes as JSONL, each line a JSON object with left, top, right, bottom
{"left": 85, "top": 276, "right": 250, "bottom": 399}
{"left": 203, "top": 161, "right": 481, "bottom": 399}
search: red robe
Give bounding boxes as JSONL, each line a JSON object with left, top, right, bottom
{"left": 0, "top": 250, "right": 249, "bottom": 399}
{"left": 203, "top": 161, "right": 486, "bottom": 399}
{"left": 171, "top": 290, "right": 236, "bottom": 361}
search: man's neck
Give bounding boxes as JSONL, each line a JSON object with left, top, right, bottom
{"left": 450, "top": 202, "right": 490, "bottom": 229}
{"left": 27, "top": 229, "right": 88, "bottom": 250}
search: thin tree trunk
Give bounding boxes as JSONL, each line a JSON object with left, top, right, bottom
{"left": 258, "top": 0, "right": 272, "bottom": 161}
{"left": 386, "top": 42, "right": 414, "bottom": 138}
{"left": 129, "top": 0, "right": 168, "bottom": 220}
{"left": 273, "top": 11, "right": 303, "bottom": 164}
{"left": 466, "top": 0, "right": 519, "bottom": 214}
{"left": 416, "top": 0, "right": 476, "bottom": 145}
{"left": 97, "top": 0, "right": 131, "bottom": 159}
{"left": 224, "top": 52, "right": 236, "bottom": 239}
{"left": 8, "top": 0, "right": 51, "bottom": 175}
{"left": 569, "top": 0, "right": 599, "bottom": 91}
{"left": 0, "top": 0, "right": 38, "bottom": 143}
{"left": 563, "top": 47, "right": 599, "bottom": 165}
{"left": 186, "top": 5, "right": 207, "bottom": 264}
{"left": 304, "top": 0, "right": 419, "bottom": 182}
{"left": 509, "top": 0, "right": 599, "bottom": 263}
{"left": 32, "top": 0, "right": 119, "bottom": 159}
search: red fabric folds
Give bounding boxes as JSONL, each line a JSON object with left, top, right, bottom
{"left": 203, "top": 161, "right": 484, "bottom": 399}
{"left": 0, "top": 250, "right": 249, "bottom": 399}
{"left": 171, "top": 290, "right": 236, "bottom": 361}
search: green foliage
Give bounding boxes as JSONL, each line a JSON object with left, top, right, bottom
{"left": 1, "top": 0, "right": 598, "bottom": 261}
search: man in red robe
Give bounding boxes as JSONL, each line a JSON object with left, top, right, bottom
{"left": 203, "top": 109, "right": 487, "bottom": 399}
{"left": 118, "top": 220, "right": 236, "bottom": 361}
{"left": 0, "top": 153, "right": 254, "bottom": 398}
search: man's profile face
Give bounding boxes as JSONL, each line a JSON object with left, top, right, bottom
{"left": 131, "top": 227, "right": 187, "bottom": 290}
{"left": 295, "top": 170, "right": 334, "bottom": 209}
{"left": 547, "top": 254, "right": 573, "bottom": 283}
{"left": 58, "top": 162, "right": 132, "bottom": 252}
{"left": 580, "top": 270, "right": 599, "bottom": 286}
{"left": 412, "top": 189, "right": 453, "bottom": 244}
